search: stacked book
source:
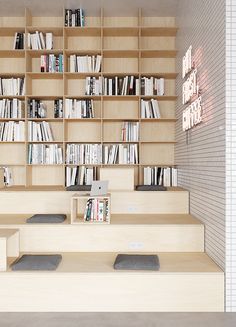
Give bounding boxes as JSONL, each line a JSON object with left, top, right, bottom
{"left": 141, "top": 77, "right": 164, "bottom": 96}
{"left": 54, "top": 99, "right": 63, "bottom": 118}
{"left": 140, "top": 99, "right": 161, "bottom": 118}
{"left": 0, "top": 99, "right": 23, "bottom": 118}
{"left": 0, "top": 78, "right": 25, "bottom": 96}
{"left": 103, "top": 76, "right": 139, "bottom": 96}
{"left": 121, "top": 122, "right": 139, "bottom": 142}
{"left": 28, "top": 121, "right": 54, "bottom": 142}
{"left": 66, "top": 166, "right": 96, "bottom": 187}
{"left": 65, "top": 9, "right": 85, "bottom": 27}
{"left": 0, "top": 121, "right": 25, "bottom": 141}
{"left": 103, "top": 144, "right": 139, "bottom": 164}
{"left": 13, "top": 32, "right": 25, "bottom": 49}
{"left": 69, "top": 55, "right": 102, "bottom": 73}
{"left": 28, "top": 144, "right": 63, "bottom": 164}
{"left": 27, "top": 32, "right": 53, "bottom": 50}
{"left": 66, "top": 144, "right": 102, "bottom": 165}
{"left": 65, "top": 99, "right": 94, "bottom": 118}
{"left": 143, "top": 166, "right": 178, "bottom": 187}
{"left": 84, "top": 198, "right": 109, "bottom": 223}
{"left": 85, "top": 77, "right": 103, "bottom": 95}
{"left": 0, "top": 167, "right": 13, "bottom": 186}
{"left": 40, "top": 54, "right": 63, "bottom": 73}
{"left": 28, "top": 99, "right": 47, "bottom": 118}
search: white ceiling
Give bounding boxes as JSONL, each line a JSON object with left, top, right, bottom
{"left": 0, "top": 0, "right": 179, "bottom": 17}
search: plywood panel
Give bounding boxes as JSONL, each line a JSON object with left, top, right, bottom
{"left": 103, "top": 58, "right": 138, "bottom": 73}
{"left": 103, "top": 37, "right": 138, "bottom": 50}
{"left": 140, "top": 143, "right": 175, "bottom": 165}
{"left": 141, "top": 122, "right": 175, "bottom": 142}
{"left": 66, "top": 122, "right": 101, "bottom": 142}
{"left": 141, "top": 36, "right": 176, "bottom": 50}
{"left": 140, "top": 58, "right": 176, "bottom": 73}
{"left": 0, "top": 58, "right": 25, "bottom": 73}
{"left": 103, "top": 17, "right": 139, "bottom": 27}
{"left": 0, "top": 144, "right": 26, "bottom": 165}
{"left": 66, "top": 36, "right": 101, "bottom": 50}
{"left": 103, "top": 100, "right": 138, "bottom": 119}
{"left": 30, "top": 166, "right": 64, "bottom": 186}
{"left": 141, "top": 17, "right": 176, "bottom": 27}
{"left": 31, "top": 79, "right": 63, "bottom": 96}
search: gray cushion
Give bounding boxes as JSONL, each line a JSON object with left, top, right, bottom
{"left": 136, "top": 185, "right": 167, "bottom": 191}
{"left": 11, "top": 254, "right": 62, "bottom": 271}
{"left": 114, "top": 254, "right": 160, "bottom": 271}
{"left": 26, "top": 214, "right": 66, "bottom": 224}
{"left": 66, "top": 185, "right": 91, "bottom": 191}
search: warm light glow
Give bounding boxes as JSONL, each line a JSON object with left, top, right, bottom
{"left": 182, "top": 69, "right": 198, "bottom": 105}
{"left": 182, "top": 45, "right": 193, "bottom": 79}
{"left": 182, "top": 46, "right": 202, "bottom": 131}
{"left": 182, "top": 97, "right": 202, "bottom": 131}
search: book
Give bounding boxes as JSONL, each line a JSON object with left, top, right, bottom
{"left": 28, "top": 32, "right": 53, "bottom": 50}
{"left": 69, "top": 54, "right": 102, "bottom": 73}
{"left": 40, "top": 54, "right": 63, "bottom": 73}
{"left": 65, "top": 99, "right": 94, "bottom": 118}
{"left": 140, "top": 99, "right": 161, "bottom": 118}
{"left": 66, "top": 144, "right": 102, "bottom": 165}
{"left": 83, "top": 198, "right": 109, "bottom": 222}
{"left": 28, "top": 144, "right": 63, "bottom": 165}
{"left": 0, "top": 121, "right": 25, "bottom": 141}
{"left": 121, "top": 122, "right": 139, "bottom": 142}
{"left": 143, "top": 167, "right": 178, "bottom": 186}
{"left": 13, "top": 32, "right": 25, "bottom": 50}
{"left": 103, "top": 75, "right": 139, "bottom": 96}
{"left": 0, "top": 167, "right": 13, "bottom": 186}
{"left": 28, "top": 99, "right": 47, "bottom": 118}
{"left": 0, "top": 78, "right": 25, "bottom": 96}
{"left": 65, "top": 166, "right": 97, "bottom": 187}
{"left": 65, "top": 8, "right": 85, "bottom": 27}
{"left": 0, "top": 99, "right": 22, "bottom": 118}
{"left": 28, "top": 121, "right": 54, "bottom": 142}
{"left": 141, "top": 77, "right": 165, "bottom": 96}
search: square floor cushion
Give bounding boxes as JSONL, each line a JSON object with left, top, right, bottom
{"left": 114, "top": 254, "right": 160, "bottom": 271}
{"left": 11, "top": 254, "right": 62, "bottom": 271}
{"left": 26, "top": 214, "right": 66, "bottom": 224}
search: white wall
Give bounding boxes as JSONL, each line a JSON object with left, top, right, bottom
{"left": 176, "top": 0, "right": 226, "bottom": 270}
{"left": 226, "top": 0, "right": 236, "bottom": 313}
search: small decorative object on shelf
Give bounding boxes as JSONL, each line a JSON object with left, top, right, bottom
{"left": 0, "top": 167, "right": 13, "bottom": 187}
{"left": 71, "top": 193, "right": 111, "bottom": 224}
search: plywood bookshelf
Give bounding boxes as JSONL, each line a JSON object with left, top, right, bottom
{"left": 0, "top": 8, "right": 177, "bottom": 189}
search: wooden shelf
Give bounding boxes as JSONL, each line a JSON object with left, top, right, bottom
{"left": 141, "top": 27, "right": 178, "bottom": 37}
{"left": 0, "top": 50, "right": 25, "bottom": 58}
{"left": 0, "top": 10, "right": 178, "bottom": 188}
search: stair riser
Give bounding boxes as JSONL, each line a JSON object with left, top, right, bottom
{"left": 0, "top": 225, "right": 204, "bottom": 252}
{"left": 0, "top": 191, "right": 189, "bottom": 214}
{"left": 0, "top": 273, "right": 224, "bottom": 312}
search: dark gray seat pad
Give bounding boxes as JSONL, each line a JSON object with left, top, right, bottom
{"left": 114, "top": 254, "right": 160, "bottom": 271}
{"left": 11, "top": 254, "right": 62, "bottom": 271}
{"left": 26, "top": 214, "right": 66, "bottom": 224}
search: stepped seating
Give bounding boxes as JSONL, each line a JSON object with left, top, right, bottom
{"left": 0, "top": 189, "right": 224, "bottom": 312}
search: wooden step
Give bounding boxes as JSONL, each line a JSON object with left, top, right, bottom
{"left": 0, "top": 252, "right": 224, "bottom": 312}
{"left": 0, "top": 214, "right": 204, "bottom": 252}
{"left": 0, "top": 229, "right": 19, "bottom": 271}
{"left": 0, "top": 188, "right": 189, "bottom": 215}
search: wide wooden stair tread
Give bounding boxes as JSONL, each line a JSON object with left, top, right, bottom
{"left": 6, "top": 252, "right": 222, "bottom": 274}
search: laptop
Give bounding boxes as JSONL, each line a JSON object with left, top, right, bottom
{"left": 90, "top": 180, "right": 109, "bottom": 196}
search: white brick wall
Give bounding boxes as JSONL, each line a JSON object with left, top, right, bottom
{"left": 226, "top": 0, "right": 236, "bottom": 313}
{"left": 175, "top": 0, "right": 230, "bottom": 309}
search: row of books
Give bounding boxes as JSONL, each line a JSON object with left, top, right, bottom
{"left": 66, "top": 144, "right": 102, "bottom": 165}
{"left": 69, "top": 55, "right": 102, "bottom": 73}
{"left": 40, "top": 54, "right": 63, "bottom": 73}
{"left": 13, "top": 32, "right": 25, "bottom": 50}
{"left": 65, "top": 99, "right": 94, "bottom": 118}
{"left": 28, "top": 99, "right": 46, "bottom": 118}
{"left": 141, "top": 77, "right": 164, "bottom": 96}
{"left": 143, "top": 166, "right": 178, "bottom": 187}
{"left": 0, "top": 99, "right": 23, "bottom": 118}
{"left": 104, "top": 144, "right": 139, "bottom": 164}
{"left": 28, "top": 144, "right": 63, "bottom": 164}
{"left": 103, "top": 76, "right": 139, "bottom": 96}
{"left": 27, "top": 99, "right": 63, "bottom": 119}
{"left": 27, "top": 32, "right": 53, "bottom": 50}
{"left": 0, "top": 167, "right": 13, "bottom": 186}
{"left": 28, "top": 121, "right": 54, "bottom": 142}
{"left": 121, "top": 122, "right": 139, "bottom": 142}
{"left": 65, "top": 8, "right": 85, "bottom": 27}
{"left": 0, "top": 121, "right": 25, "bottom": 142}
{"left": 65, "top": 166, "right": 96, "bottom": 187}
{"left": 54, "top": 99, "right": 64, "bottom": 118}
{"left": 140, "top": 99, "right": 161, "bottom": 119}
{"left": 84, "top": 198, "right": 109, "bottom": 222}
{"left": 85, "top": 77, "right": 103, "bottom": 95}
{"left": 0, "top": 78, "right": 25, "bottom": 96}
